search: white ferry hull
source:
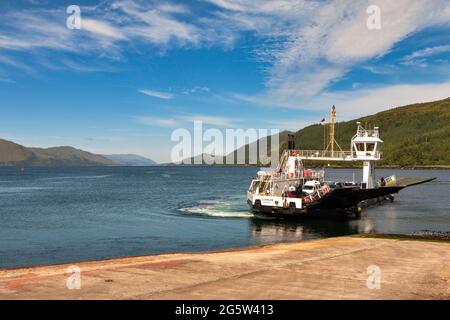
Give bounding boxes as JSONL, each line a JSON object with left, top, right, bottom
{"left": 247, "top": 191, "right": 306, "bottom": 215}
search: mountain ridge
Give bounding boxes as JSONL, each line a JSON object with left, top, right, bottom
{"left": 103, "top": 154, "right": 157, "bottom": 166}
{"left": 173, "top": 97, "right": 450, "bottom": 167}
{"left": 1, "top": 97, "right": 448, "bottom": 167}
{"left": 0, "top": 139, "right": 157, "bottom": 166}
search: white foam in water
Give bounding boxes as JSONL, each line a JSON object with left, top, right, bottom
{"left": 40, "top": 175, "right": 113, "bottom": 181}
{"left": 0, "top": 186, "right": 51, "bottom": 193}
{"left": 179, "top": 199, "right": 254, "bottom": 218}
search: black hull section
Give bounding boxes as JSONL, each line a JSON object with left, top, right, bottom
{"left": 306, "top": 186, "right": 404, "bottom": 211}
{"left": 248, "top": 177, "right": 436, "bottom": 219}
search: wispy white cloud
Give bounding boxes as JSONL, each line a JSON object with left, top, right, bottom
{"left": 0, "top": 11, "right": 76, "bottom": 51}
{"left": 1, "top": 1, "right": 202, "bottom": 51}
{"left": 207, "top": 0, "right": 450, "bottom": 102}
{"left": 0, "top": 8, "right": 124, "bottom": 77}
{"left": 315, "top": 82, "right": 450, "bottom": 119}
{"left": 134, "top": 116, "right": 179, "bottom": 127}
{"left": 2, "top": 0, "right": 450, "bottom": 109}
{"left": 112, "top": 0, "right": 200, "bottom": 45}
{"left": 0, "top": 76, "right": 15, "bottom": 84}
{"left": 134, "top": 113, "right": 239, "bottom": 128}
{"left": 139, "top": 86, "right": 212, "bottom": 99}
{"left": 182, "top": 86, "right": 210, "bottom": 95}
{"left": 361, "top": 64, "right": 398, "bottom": 75}
{"left": 400, "top": 59, "right": 428, "bottom": 68}
{"left": 179, "top": 114, "right": 237, "bottom": 127}
{"left": 81, "top": 18, "right": 127, "bottom": 40}
{"left": 139, "top": 89, "right": 174, "bottom": 99}
{"left": 0, "top": 1, "right": 204, "bottom": 76}
{"left": 401, "top": 45, "right": 450, "bottom": 61}
{"left": 230, "top": 80, "right": 450, "bottom": 120}
{"left": 0, "top": 55, "right": 37, "bottom": 75}
{"left": 58, "top": 59, "right": 119, "bottom": 73}
{"left": 397, "top": 45, "right": 450, "bottom": 68}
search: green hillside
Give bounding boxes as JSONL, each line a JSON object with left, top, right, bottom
{"left": 292, "top": 98, "right": 450, "bottom": 166}
{"left": 177, "top": 98, "right": 450, "bottom": 167}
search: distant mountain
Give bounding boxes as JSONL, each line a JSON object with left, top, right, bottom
{"left": 172, "top": 131, "right": 292, "bottom": 165}
{"left": 172, "top": 97, "right": 450, "bottom": 167}
{"left": 0, "top": 139, "right": 159, "bottom": 166}
{"left": 103, "top": 154, "right": 157, "bottom": 166}
{"left": 227, "top": 130, "right": 292, "bottom": 165}
{"left": 2, "top": 98, "right": 448, "bottom": 167}
{"left": 171, "top": 153, "right": 226, "bottom": 166}
{"left": 0, "top": 139, "right": 116, "bottom": 166}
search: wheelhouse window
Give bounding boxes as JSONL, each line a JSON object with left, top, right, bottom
{"left": 355, "top": 143, "right": 365, "bottom": 151}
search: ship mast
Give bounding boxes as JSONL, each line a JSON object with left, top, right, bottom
{"left": 325, "top": 105, "right": 343, "bottom": 156}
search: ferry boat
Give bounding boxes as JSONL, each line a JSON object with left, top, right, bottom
{"left": 247, "top": 106, "right": 435, "bottom": 218}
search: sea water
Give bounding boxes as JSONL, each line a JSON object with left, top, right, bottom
{"left": 0, "top": 166, "right": 448, "bottom": 268}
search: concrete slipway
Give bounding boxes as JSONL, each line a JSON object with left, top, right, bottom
{"left": 1, "top": 236, "right": 449, "bottom": 299}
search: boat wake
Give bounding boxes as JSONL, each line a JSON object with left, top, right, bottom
{"left": 178, "top": 199, "right": 254, "bottom": 218}
{"left": 0, "top": 186, "right": 52, "bottom": 193}
{"left": 40, "top": 175, "right": 113, "bottom": 181}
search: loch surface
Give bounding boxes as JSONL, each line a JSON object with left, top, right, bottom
{"left": 0, "top": 166, "right": 448, "bottom": 269}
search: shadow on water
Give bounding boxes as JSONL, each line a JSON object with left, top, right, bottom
{"left": 248, "top": 215, "right": 361, "bottom": 243}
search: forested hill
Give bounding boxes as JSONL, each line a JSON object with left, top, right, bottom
{"left": 292, "top": 98, "right": 450, "bottom": 166}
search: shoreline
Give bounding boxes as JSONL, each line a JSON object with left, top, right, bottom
{"left": 2, "top": 233, "right": 449, "bottom": 272}
{"left": 1, "top": 164, "right": 449, "bottom": 169}
{"left": 162, "top": 164, "right": 450, "bottom": 169}
{"left": 1, "top": 235, "right": 450, "bottom": 299}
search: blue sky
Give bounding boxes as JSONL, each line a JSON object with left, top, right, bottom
{"left": 0, "top": 0, "right": 449, "bottom": 162}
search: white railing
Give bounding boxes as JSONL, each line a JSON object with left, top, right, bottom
{"left": 294, "top": 150, "right": 354, "bottom": 160}
{"left": 285, "top": 149, "right": 382, "bottom": 161}
{"left": 354, "top": 125, "right": 379, "bottom": 138}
